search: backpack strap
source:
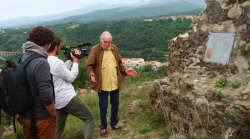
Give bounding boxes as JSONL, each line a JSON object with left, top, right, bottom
{"left": 22, "top": 54, "right": 41, "bottom": 66}
{"left": 30, "top": 102, "right": 38, "bottom": 139}
{"left": 22, "top": 54, "right": 42, "bottom": 139}
{"left": 50, "top": 74, "right": 56, "bottom": 104}
{"left": 0, "top": 70, "right": 6, "bottom": 125}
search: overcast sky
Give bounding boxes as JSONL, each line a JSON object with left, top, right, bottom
{"left": 0, "top": 0, "right": 151, "bottom": 21}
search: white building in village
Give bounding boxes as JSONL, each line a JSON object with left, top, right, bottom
{"left": 122, "top": 58, "right": 131, "bottom": 68}
{"left": 129, "top": 58, "right": 145, "bottom": 68}
{"left": 149, "top": 61, "right": 162, "bottom": 70}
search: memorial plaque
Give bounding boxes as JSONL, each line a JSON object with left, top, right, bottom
{"left": 204, "top": 33, "right": 235, "bottom": 64}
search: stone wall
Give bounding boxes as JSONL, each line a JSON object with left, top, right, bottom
{"left": 147, "top": 1, "right": 250, "bottom": 138}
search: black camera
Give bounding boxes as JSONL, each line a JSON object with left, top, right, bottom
{"left": 61, "top": 43, "right": 91, "bottom": 60}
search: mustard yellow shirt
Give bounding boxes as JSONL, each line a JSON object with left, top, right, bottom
{"left": 101, "top": 47, "right": 118, "bottom": 91}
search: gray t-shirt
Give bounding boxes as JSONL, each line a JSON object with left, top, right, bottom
{"left": 19, "top": 53, "right": 54, "bottom": 120}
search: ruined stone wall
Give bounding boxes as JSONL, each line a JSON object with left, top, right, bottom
{"left": 147, "top": 1, "right": 250, "bottom": 138}
{"left": 168, "top": 0, "right": 250, "bottom": 76}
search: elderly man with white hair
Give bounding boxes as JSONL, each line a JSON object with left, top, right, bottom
{"left": 87, "top": 31, "right": 137, "bottom": 137}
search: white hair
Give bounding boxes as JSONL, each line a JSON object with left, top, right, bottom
{"left": 100, "top": 31, "right": 112, "bottom": 40}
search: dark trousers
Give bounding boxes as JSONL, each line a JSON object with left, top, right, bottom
{"left": 55, "top": 96, "right": 94, "bottom": 139}
{"left": 98, "top": 89, "right": 119, "bottom": 129}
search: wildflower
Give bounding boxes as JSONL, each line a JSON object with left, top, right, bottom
{"left": 214, "top": 78, "right": 217, "bottom": 81}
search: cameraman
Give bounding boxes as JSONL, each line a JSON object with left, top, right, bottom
{"left": 47, "top": 36, "right": 94, "bottom": 139}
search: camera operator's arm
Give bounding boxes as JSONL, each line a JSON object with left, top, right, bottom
{"left": 55, "top": 50, "right": 81, "bottom": 83}
{"left": 65, "top": 60, "right": 73, "bottom": 70}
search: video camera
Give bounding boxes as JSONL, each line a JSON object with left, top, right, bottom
{"left": 61, "top": 43, "right": 91, "bottom": 60}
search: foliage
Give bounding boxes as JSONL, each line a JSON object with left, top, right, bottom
{"left": 235, "top": 118, "right": 246, "bottom": 125}
{"left": 71, "top": 58, "right": 90, "bottom": 90}
{"left": 139, "top": 123, "right": 152, "bottom": 133}
{"left": 233, "top": 109, "right": 241, "bottom": 114}
{"left": 231, "top": 81, "right": 241, "bottom": 89}
{"left": 213, "top": 78, "right": 227, "bottom": 87}
{"left": 0, "top": 14, "right": 192, "bottom": 63}
{"left": 1, "top": 111, "right": 12, "bottom": 126}
{"left": 197, "top": 110, "right": 208, "bottom": 117}
{"left": 0, "top": 53, "right": 23, "bottom": 68}
{"left": 213, "top": 90, "right": 222, "bottom": 100}
{"left": 238, "top": 45, "right": 250, "bottom": 58}
{"left": 150, "top": 112, "right": 165, "bottom": 129}
{"left": 143, "top": 65, "right": 153, "bottom": 72}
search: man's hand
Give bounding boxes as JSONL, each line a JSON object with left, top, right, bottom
{"left": 125, "top": 69, "right": 137, "bottom": 77}
{"left": 45, "top": 102, "right": 57, "bottom": 117}
{"left": 70, "top": 49, "right": 81, "bottom": 63}
{"left": 91, "top": 73, "right": 97, "bottom": 83}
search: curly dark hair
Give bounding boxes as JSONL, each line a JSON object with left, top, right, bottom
{"left": 27, "top": 26, "right": 55, "bottom": 46}
{"left": 47, "top": 36, "right": 62, "bottom": 53}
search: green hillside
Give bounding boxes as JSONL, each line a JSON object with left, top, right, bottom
{"left": 0, "top": 8, "right": 202, "bottom": 68}
{"left": 34, "top": 1, "right": 201, "bottom": 26}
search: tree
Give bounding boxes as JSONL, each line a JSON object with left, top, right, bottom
{"left": 143, "top": 65, "right": 153, "bottom": 72}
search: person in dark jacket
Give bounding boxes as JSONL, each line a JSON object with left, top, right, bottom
{"left": 19, "top": 26, "right": 57, "bottom": 139}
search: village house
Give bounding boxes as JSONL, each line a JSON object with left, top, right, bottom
{"left": 170, "top": 16, "right": 177, "bottom": 20}
{"left": 129, "top": 58, "right": 145, "bottom": 68}
{"left": 156, "top": 14, "right": 196, "bottom": 21}
{"left": 149, "top": 61, "right": 162, "bottom": 70}
{"left": 142, "top": 19, "right": 153, "bottom": 22}
{"left": 157, "top": 17, "right": 170, "bottom": 20}
{"left": 160, "top": 63, "right": 168, "bottom": 66}
{"left": 122, "top": 58, "right": 130, "bottom": 68}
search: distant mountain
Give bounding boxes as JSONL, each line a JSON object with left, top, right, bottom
{"left": 0, "top": 1, "right": 148, "bottom": 29}
{"left": 35, "top": 1, "right": 201, "bottom": 26}
{"left": 148, "top": 0, "right": 206, "bottom": 6}
{"left": 0, "top": 0, "right": 205, "bottom": 29}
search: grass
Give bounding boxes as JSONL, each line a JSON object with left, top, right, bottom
{"left": 0, "top": 68, "right": 166, "bottom": 138}
{"left": 231, "top": 81, "right": 241, "bottom": 89}
{"left": 238, "top": 44, "right": 250, "bottom": 58}
{"left": 213, "top": 90, "right": 222, "bottom": 100}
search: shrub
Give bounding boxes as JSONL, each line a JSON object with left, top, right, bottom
{"left": 213, "top": 78, "right": 227, "bottom": 87}
{"left": 238, "top": 45, "right": 250, "bottom": 58}
{"left": 139, "top": 124, "right": 151, "bottom": 133}
{"left": 231, "top": 81, "right": 241, "bottom": 89}
{"left": 150, "top": 112, "right": 165, "bottom": 129}
{"left": 213, "top": 90, "right": 222, "bottom": 100}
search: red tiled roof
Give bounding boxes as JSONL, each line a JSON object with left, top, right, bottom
{"left": 122, "top": 58, "right": 130, "bottom": 61}
{"left": 161, "top": 63, "right": 168, "bottom": 66}
{"left": 131, "top": 58, "right": 141, "bottom": 61}
{"left": 149, "top": 61, "right": 157, "bottom": 63}
{"left": 143, "top": 19, "right": 152, "bottom": 21}
{"left": 80, "top": 89, "right": 87, "bottom": 93}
